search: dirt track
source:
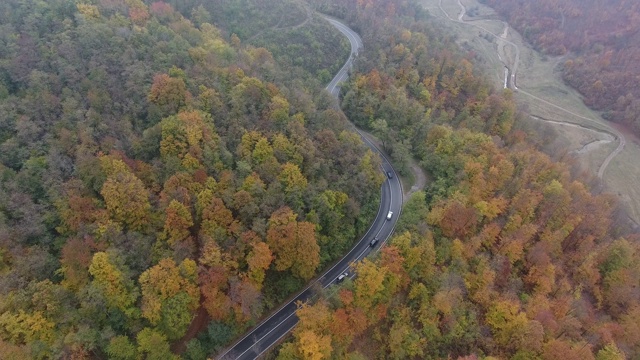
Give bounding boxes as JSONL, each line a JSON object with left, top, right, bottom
{"left": 436, "top": 0, "right": 625, "bottom": 180}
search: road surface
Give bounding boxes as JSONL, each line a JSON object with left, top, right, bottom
{"left": 216, "top": 17, "right": 402, "bottom": 360}
{"left": 324, "top": 16, "right": 363, "bottom": 97}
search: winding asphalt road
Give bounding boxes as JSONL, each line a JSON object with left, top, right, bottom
{"left": 324, "top": 16, "right": 363, "bottom": 97}
{"left": 216, "top": 17, "right": 402, "bottom": 360}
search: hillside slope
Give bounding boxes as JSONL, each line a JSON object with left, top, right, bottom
{"left": 271, "top": 0, "right": 640, "bottom": 359}
{"left": 0, "top": 1, "right": 381, "bottom": 358}
{"left": 480, "top": 0, "right": 640, "bottom": 135}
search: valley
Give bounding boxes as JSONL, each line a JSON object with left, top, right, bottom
{"left": 423, "top": 0, "right": 640, "bottom": 225}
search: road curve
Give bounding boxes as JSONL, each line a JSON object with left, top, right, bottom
{"left": 323, "top": 16, "right": 363, "bottom": 97}
{"left": 215, "top": 17, "right": 403, "bottom": 360}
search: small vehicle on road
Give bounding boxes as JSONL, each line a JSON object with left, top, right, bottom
{"left": 336, "top": 272, "right": 348, "bottom": 283}
{"left": 369, "top": 237, "right": 379, "bottom": 247}
{"left": 386, "top": 211, "right": 393, "bottom": 220}
{"left": 387, "top": 171, "right": 393, "bottom": 179}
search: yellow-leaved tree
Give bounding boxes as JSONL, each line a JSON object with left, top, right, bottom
{"left": 88, "top": 252, "right": 139, "bottom": 317}
{"left": 138, "top": 258, "right": 199, "bottom": 339}
{"left": 99, "top": 156, "right": 151, "bottom": 231}
{"left": 278, "top": 302, "right": 333, "bottom": 360}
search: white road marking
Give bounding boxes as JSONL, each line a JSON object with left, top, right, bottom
{"left": 218, "top": 16, "right": 403, "bottom": 360}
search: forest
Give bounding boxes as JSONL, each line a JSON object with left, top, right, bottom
{"left": 480, "top": 0, "right": 640, "bottom": 136}
{"left": 164, "top": 0, "right": 351, "bottom": 85}
{"left": 0, "top": 0, "right": 639, "bottom": 359}
{"left": 0, "top": 0, "right": 383, "bottom": 358}
{"left": 271, "top": 0, "right": 640, "bottom": 359}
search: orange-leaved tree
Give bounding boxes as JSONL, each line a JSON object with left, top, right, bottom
{"left": 266, "top": 207, "right": 319, "bottom": 280}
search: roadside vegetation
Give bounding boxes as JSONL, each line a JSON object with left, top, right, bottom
{"left": 272, "top": 0, "right": 640, "bottom": 359}
{"left": 170, "top": 0, "right": 350, "bottom": 85}
{"left": 0, "top": 0, "right": 638, "bottom": 359}
{"left": 0, "top": 1, "right": 382, "bottom": 358}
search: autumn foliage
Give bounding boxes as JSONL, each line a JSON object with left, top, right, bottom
{"left": 0, "top": 0, "right": 383, "bottom": 358}
{"left": 483, "top": 0, "right": 640, "bottom": 136}
{"left": 267, "top": 207, "right": 320, "bottom": 280}
{"left": 275, "top": 0, "right": 640, "bottom": 359}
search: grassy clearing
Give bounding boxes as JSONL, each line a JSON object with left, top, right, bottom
{"left": 422, "top": 0, "right": 640, "bottom": 225}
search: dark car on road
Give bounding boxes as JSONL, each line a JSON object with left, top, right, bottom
{"left": 369, "top": 237, "right": 379, "bottom": 247}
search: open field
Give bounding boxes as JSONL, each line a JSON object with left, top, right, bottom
{"left": 421, "top": 0, "right": 640, "bottom": 225}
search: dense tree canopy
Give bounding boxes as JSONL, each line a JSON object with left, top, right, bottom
{"left": 1, "top": 0, "right": 637, "bottom": 359}
{"left": 0, "top": 0, "right": 383, "bottom": 358}
{"left": 273, "top": 0, "right": 640, "bottom": 359}
{"left": 481, "top": 0, "right": 640, "bottom": 136}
